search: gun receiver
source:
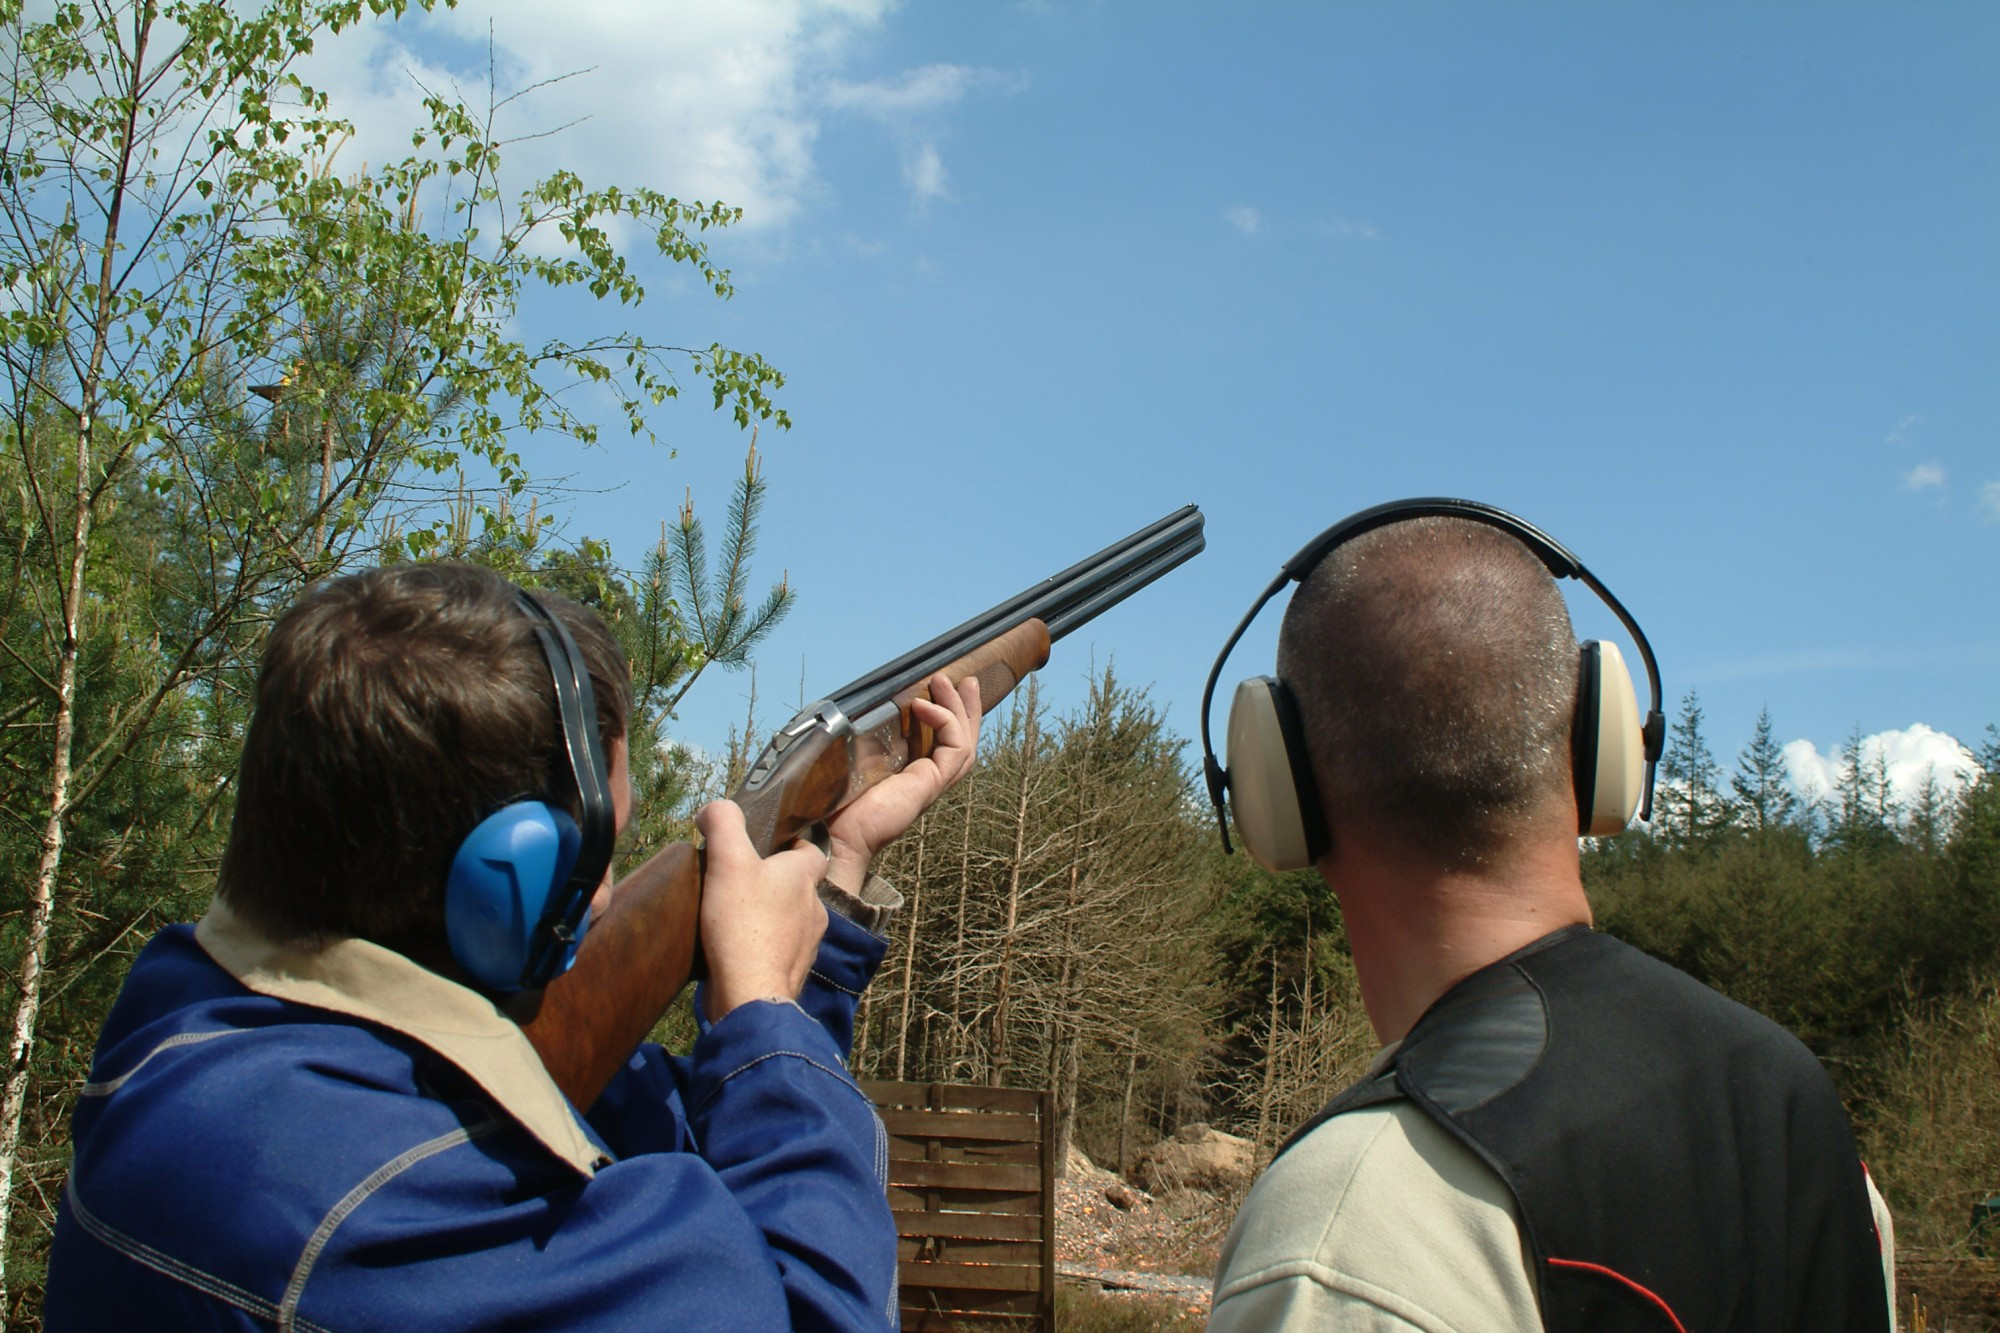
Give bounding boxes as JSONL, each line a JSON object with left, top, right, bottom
{"left": 518, "top": 505, "right": 1205, "bottom": 1108}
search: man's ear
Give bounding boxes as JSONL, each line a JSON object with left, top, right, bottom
{"left": 606, "top": 735, "right": 632, "bottom": 842}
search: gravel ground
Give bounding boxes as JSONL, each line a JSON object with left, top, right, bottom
{"left": 1053, "top": 1161, "right": 1242, "bottom": 1318}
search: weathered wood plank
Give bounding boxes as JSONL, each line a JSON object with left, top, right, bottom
{"left": 879, "top": 1108, "right": 1043, "bottom": 1142}
{"left": 887, "top": 1137, "right": 1040, "bottom": 1165}
{"left": 863, "top": 1080, "right": 1044, "bottom": 1115}
{"left": 890, "top": 1210, "right": 1045, "bottom": 1242}
{"left": 888, "top": 1184, "right": 1042, "bottom": 1215}
{"left": 900, "top": 1262, "right": 1044, "bottom": 1293}
{"left": 897, "top": 1235, "right": 1042, "bottom": 1264}
{"left": 889, "top": 1158, "right": 1042, "bottom": 1192}
{"left": 1037, "top": 1087, "right": 1056, "bottom": 1312}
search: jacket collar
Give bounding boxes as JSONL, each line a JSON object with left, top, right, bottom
{"left": 195, "top": 897, "right": 604, "bottom": 1178}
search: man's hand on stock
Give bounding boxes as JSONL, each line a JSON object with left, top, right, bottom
{"left": 695, "top": 800, "right": 828, "bottom": 1023}
{"left": 696, "top": 672, "right": 983, "bottom": 1022}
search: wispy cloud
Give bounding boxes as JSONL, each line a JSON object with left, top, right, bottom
{"left": 824, "top": 63, "right": 1025, "bottom": 119}
{"left": 1903, "top": 461, "right": 1945, "bottom": 491}
{"left": 824, "top": 63, "right": 1023, "bottom": 210}
{"left": 1320, "top": 216, "right": 1380, "bottom": 240}
{"left": 903, "top": 142, "right": 948, "bottom": 207}
{"left": 1884, "top": 413, "right": 1921, "bottom": 448}
{"left": 1782, "top": 724, "right": 1980, "bottom": 806}
{"left": 1224, "top": 205, "right": 1261, "bottom": 235}
{"left": 1981, "top": 481, "right": 2000, "bottom": 523}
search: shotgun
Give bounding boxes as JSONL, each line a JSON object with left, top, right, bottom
{"left": 518, "top": 505, "right": 1206, "bottom": 1107}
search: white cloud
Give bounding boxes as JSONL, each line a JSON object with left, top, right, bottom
{"left": 1981, "top": 481, "right": 2000, "bottom": 523}
{"left": 1884, "top": 413, "right": 1921, "bottom": 448}
{"left": 823, "top": 63, "right": 1022, "bottom": 119}
{"left": 1782, "top": 724, "right": 1980, "bottom": 808}
{"left": 1321, "top": 216, "right": 1379, "bottom": 240}
{"left": 1903, "top": 461, "right": 1945, "bottom": 491}
{"left": 292, "top": 0, "right": 1013, "bottom": 229}
{"left": 822, "top": 63, "right": 1021, "bottom": 210}
{"left": 1224, "top": 205, "right": 1261, "bottom": 235}
{"left": 903, "top": 142, "right": 948, "bottom": 206}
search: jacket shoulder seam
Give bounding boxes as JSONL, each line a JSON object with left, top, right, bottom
{"left": 279, "top": 1118, "right": 501, "bottom": 1328}
{"left": 61, "top": 1174, "right": 335, "bottom": 1333}
{"left": 694, "top": 1048, "right": 869, "bottom": 1116}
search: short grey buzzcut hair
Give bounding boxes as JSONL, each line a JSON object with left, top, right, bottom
{"left": 1275, "top": 516, "right": 1579, "bottom": 867}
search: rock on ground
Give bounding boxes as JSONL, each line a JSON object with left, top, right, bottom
{"left": 1134, "top": 1122, "right": 1256, "bottom": 1195}
{"left": 1055, "top": 1140, "right": 1245, "bottom": 1305}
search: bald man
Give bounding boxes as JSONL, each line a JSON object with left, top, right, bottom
{"left": 1207, "top": 516, "right": 1893, "bottom": 1333}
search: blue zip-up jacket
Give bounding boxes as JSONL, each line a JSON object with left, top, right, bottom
{"left": 46, "top": 896, "right": 899, "bottom": 1331}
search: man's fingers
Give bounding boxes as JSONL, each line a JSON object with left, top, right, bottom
{"left": 772, "top": 839, "right": 830, "bottom": 886}
{"left": 926, "top": 672, "right": 981, "bottom": 728}
{"left": 949, "top": 672, "right": 984, "bottom": 727}
{"left": 894, "top": 673, "right": 981, "bottom": 794}
{"left": 703, "top": 801, "right": 827, "bottom": 886}
{"left": 695, "top": 799, "right": 748, "bottom": 850}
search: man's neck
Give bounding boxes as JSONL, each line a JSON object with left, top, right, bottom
{"left": 1323, "top": 819, "right": 1591, "bottom": 1046}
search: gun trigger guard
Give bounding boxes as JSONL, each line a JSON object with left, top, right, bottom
{"left": 803, "top": 822, "right": 833, "bottom": 856}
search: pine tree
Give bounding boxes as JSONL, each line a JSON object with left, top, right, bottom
{"left": 1659, "top": 692, "right": 1733, "bottom": 845}
{"left": 1731, "top": 706, "right": 1800, "bottom": 833}
{"left": 1830, "top": 724, "right": 1895, "bottom": 853}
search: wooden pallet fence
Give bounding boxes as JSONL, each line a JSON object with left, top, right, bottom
{"left": 863, "top": 1080, "right": 1057, "bottom": 1331}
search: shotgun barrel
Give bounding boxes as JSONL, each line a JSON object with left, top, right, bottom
{"left": 819, "top": 505, "right": 1205, "bottom": 718}
{"left": 738, "top": 505, "right": 1205, "bottom": 820}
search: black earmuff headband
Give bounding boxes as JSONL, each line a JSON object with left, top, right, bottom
{"left": 1198, "top": 497, "right": 1666, "bottom": 854}
{"left": 515, "top": 591, "right": 617, "bottom": 985}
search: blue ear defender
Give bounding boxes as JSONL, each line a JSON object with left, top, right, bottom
{"left": 444, "top": 591, "right": 616, "bottom": 992}
{"left": 446, "top": 803, "right": 587, "bottom": 988}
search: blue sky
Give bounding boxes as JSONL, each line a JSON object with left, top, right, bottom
{"left": 316, "top": 1, "right": 1998, "bottom": 804}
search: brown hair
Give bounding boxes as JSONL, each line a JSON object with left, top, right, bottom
{"left": 217, "top": 563, "right": 630, "bottom": 958}
{"left": 1276, "top": 516, "right": 1578, "bottom": 867}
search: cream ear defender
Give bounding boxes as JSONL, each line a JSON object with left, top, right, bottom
{"left": 1576, "top": 639, "right": 1647, "bottom": 837}
{"left": 1198, "top": 498, "right": 1666, "bottom": 873}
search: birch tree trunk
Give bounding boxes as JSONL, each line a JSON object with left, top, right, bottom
{"left": 0, "top": 13, "right": 150, "bottom": 1295}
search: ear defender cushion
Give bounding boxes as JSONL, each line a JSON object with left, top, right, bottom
{"left": 446, "top": 802, "right": 588, "bottom": 991}
{"left": 1225, "top": 677, "right": 1327, "bottom": 873}
{"left": 1574, "top": 640, "right": 1645, "bottom": 836}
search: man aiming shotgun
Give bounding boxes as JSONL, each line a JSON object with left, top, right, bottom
{"left": 46, "top": 507, "right": 1203, "bottom": 1331}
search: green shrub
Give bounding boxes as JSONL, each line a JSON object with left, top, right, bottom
{"left": 1862, "top": 982, "right": 2000, "bottom": 1254}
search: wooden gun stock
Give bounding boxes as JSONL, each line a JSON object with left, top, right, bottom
{"left": 513, "top": 842, "right": 702, "bottom": 1109}
{"left": 518, "top": 620, "right": 1051, "bottom": 1109}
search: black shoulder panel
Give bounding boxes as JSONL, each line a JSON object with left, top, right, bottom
{"left": 1279, "top": 926, "right": 1889, "bottom": 1333}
